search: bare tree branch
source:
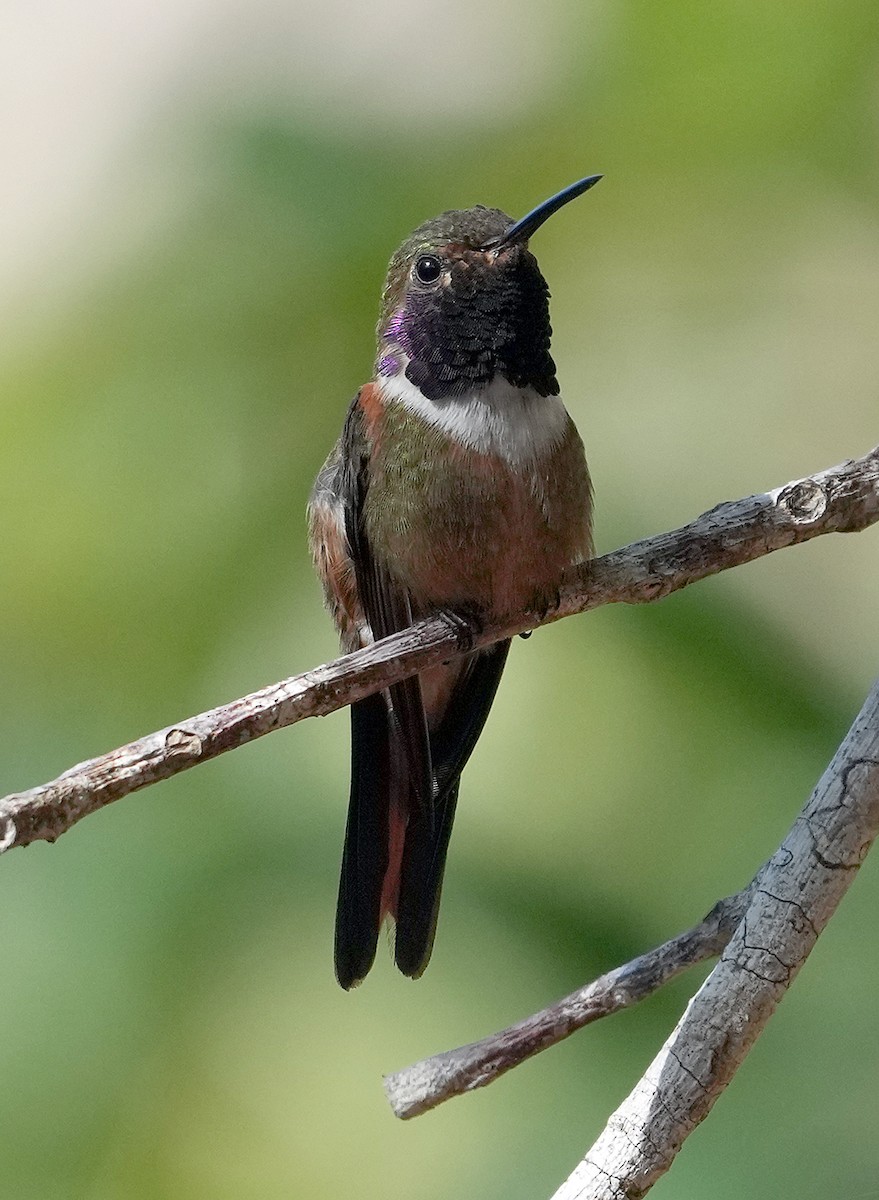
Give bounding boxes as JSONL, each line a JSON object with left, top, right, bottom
{"left": 546, "top": 678, "right": 879, "bottom": 1199}
{"left": 0, "top": 446, "right": 876, "bottom": 853}
{"left": 384, "top": 681, "right": 879, "bottom": 1181}
{"left": 383, "top": 889, "right": 751, "bottom": 1119}
{"left": 385, "top": 676, "right": 879, "bottom": 1126}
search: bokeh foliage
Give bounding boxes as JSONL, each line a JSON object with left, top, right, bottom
{"left": 1, "top": 1, "right": 878, "bottom": 1196}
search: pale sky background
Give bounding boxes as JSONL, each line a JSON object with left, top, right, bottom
{"left": 0, "top": 0, "right": 610, "bottom": 327}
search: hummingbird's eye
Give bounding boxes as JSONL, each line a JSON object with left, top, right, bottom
{"left": 414, "top": 254, "right": 442, "bottom": 284}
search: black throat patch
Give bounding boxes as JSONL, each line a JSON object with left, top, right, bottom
{"left": 389, "top": 252, "right": 559, "bottom": 402}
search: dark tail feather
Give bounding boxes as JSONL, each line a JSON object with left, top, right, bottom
{"left": 394, "top": 640, "right": 511, "bottom": 979}
{"left": 394, "top": 780, "right": 460, "bottom": 978}
{"left": 334, "top": 691, "right": 391, "bottom": 989}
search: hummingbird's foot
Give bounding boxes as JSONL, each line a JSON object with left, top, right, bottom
{"left": 528, "top": 585, "right": 562, "bottom": 624}
{"left": 437, "top": 605, "right": 483, "bottom": 653}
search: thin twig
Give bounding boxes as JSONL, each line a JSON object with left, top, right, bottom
{"left": 0, "top": 446, "right": 876, "bottom": 852}
{"left": 549, "top": 680, "right": 879, "bottom": 1199}
{"left": 384, "top": 889, "right": 751, "bottom": 1119}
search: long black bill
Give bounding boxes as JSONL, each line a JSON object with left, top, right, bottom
{"left": 486, "top": 174, "right": 602, "bottom": 249}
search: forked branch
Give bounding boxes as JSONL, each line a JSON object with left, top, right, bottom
{"left": 382, "top": 889, "right": 752, "bottom": 1119}
{"left": 551, "top": 679, "right": 879, "bottom": 1199}
{"left": 384, "top": 678, "right": 879, "bottom": 1159}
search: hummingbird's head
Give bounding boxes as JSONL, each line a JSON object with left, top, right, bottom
{"left": 375, "top": 176, "right": 601, "bottom": 402}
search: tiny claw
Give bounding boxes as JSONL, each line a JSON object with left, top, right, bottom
{"left": 528, "top": 585, "right": 562, "bottom": 623}
{"left": 519, "top": 630, "right": 533, "bottom": 640}
{"left": 438, "top": 606, "right": 482, "bottom": 653}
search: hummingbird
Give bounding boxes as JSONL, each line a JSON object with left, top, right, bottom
{"left": 308, "top": 175, "right": 599, "bottom": 988}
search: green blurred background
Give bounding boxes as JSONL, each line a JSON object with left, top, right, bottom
{"left": 1, "top": 1, "right": 877, "bottom": 1196}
